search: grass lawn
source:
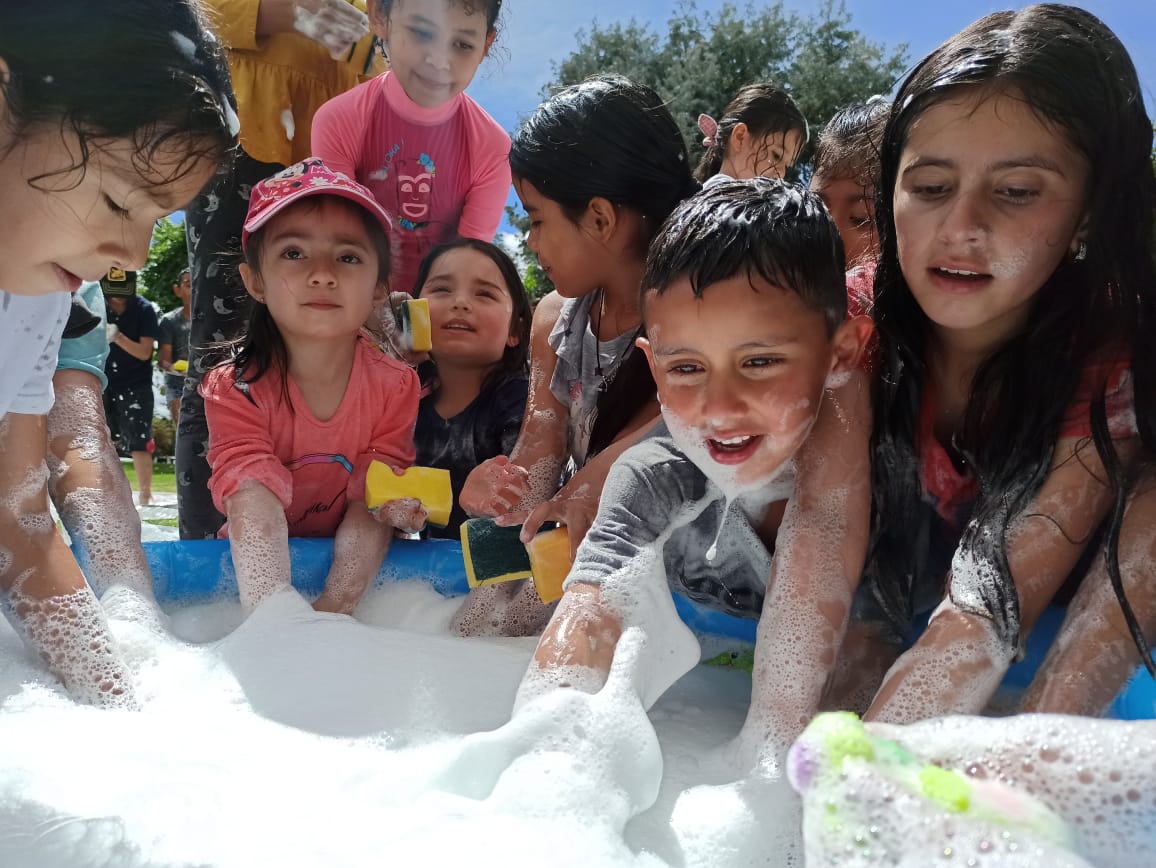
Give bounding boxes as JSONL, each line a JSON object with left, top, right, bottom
{"left": 121, "top": 459, "right": 178, "bottom": 495}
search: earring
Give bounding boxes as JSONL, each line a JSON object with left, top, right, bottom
{"left": 1074, "top": 241, "right": 1087, "bottom": 262}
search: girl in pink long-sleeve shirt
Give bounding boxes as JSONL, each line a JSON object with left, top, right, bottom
{"left": 202, "top": 160, "right": 425, "bottom": 616}
{"left": 311, "top": 0, "right": 510, "bottom": 298}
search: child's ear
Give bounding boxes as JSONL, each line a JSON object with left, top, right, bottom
{"left": 483, "top": 29, "right": 497, "bottom": 57}
{"left": 368, "top": 0, "right": 389, "bottom": 42}
{"left": 729, "top": 122, "right": 750, "bottom": 156}
{"left": 635, "top": 334, "right": 658, "bottom": 380}
{"left": 372, "top": 279, "right": 390, "bottom": 304}
{"left": 239, "top": 262, "right": 264, "bottom": 304}
{"left": 829, "top": 314, "right": 874, "bottom": 374}
{"left": 583, "top": 196, "right": 618, "bottom": 244}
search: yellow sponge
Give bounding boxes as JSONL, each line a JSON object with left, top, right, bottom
{"left": 460, "top": 518, "right": 573, "bottom": 603}
{"left": 365, "top": 461, "right": 452, "bottom": 527}
{"left": 526, "top": 527, "right": 572, "bottom": 603}
{"left": 171, "top": 359, "right": 189, "bottom": 374}
{"left": 399, "top": 298, "right": 432, "bottom": 353}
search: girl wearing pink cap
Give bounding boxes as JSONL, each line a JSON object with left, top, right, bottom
{"left": 201, "top": 159, "right": 425, "bottom": 616}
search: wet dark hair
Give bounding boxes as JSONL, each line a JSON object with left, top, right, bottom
{"left": 693, "top": 82, "right": 809, "bottom": 183}
{"left": 643, "top": 178, "right": 846, "bottom": 334}
{"left": 514, "top": 73, "right": 699, "bottom": 459}
{"left": 377, "top": 0, "right": 502, "bottom": 32}
{"left": 412, "top": 237, "right": 531, "bottom": 394}
{"left": 228, "top": 196, "right": 392, "bottom": 408}
{"left": 511, "top": 74, "right": 698, "bottom": 236}
{"left": 812, "top": 97, "right": 890, "bottom": 187}
{"left": 0, "top": 0, "right": 235, "bottom": 191}
{"left": 865, "top": 5, "right": 1156, "bottom": 675}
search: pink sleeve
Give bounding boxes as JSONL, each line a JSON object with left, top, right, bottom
{"left": 346, "top": 362, "right": 421, "bottom": 501}
{"left": 310, "top": 87, "right": 364, "bottom": 180}
{"left": 457, "top": 115, "right": 511, "bottom": 241}
{"left": 201, "top": 367, "right": 294, "bottom": 514}
{"left": 1060, "top": 361, "right": 1137, "bottom": 440}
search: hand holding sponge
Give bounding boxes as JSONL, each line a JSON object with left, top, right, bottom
{"left": 460, "top": 517, "right": 572, "bottom": 604}
{"left": 365, "top": 461, "right": 452, "bottom": 527}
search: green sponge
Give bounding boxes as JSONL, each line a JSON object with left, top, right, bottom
{"left": 460, "top": 517, "right": 532, "bottom": 587}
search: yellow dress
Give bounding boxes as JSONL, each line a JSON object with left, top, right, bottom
{"left": 203, "top": 0, "right": 385, "bottom": 165}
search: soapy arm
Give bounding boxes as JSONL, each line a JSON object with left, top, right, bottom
{"left": 223, "top": 481, "right": 294, "bottom": 612}
{"left": 0, "top": 412, "right": 137, "bottom": 708}
{"left": 313, "top": 501, "right": 395, "bottom": 614}
{"left": 1022, "top": 467, "right": 1156, "bottom": 715}
{"left": 741, "top": 370, "right": 872, "bottom": 772}
{"left": 460, "top": 293, "right": 569, "bottom": 519}
{"left": 867, "top": 433, "right": 1130, "bottom": 723}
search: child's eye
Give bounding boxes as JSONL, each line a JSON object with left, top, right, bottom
{"left": 476, "top": 290, "right": 498, "bottom": 301}
{"left": 998, "top": 186, "right": 1038, "bottom": 202}
{"left": 744, "top": 356, "right": 785, "bottom": 368}
{"left": 338, "top": 253, "right": 362, "bottom": 264}
{"left": 911, "top": 184, "right": 949, "bottom": 198}
{"left": 425, "top": 284, "right": 450, "bottom": 294}
{"left": 103, "top": 194, "right": 130, "bottom": 218}
{"left": 668, "top": 363, "right": 704, "bottom": 376}
{"left": 408, "top": 27, "right": 433, "bottom": 42}
{"left": 280, "top": 247, "right": 304, "bottom": 260}
{"left": 455, "top": 40, "right": 475, "bottom": 52}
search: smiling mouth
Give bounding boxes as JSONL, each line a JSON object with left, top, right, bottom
{"left": 706, "top": 434, "right": 763, "bottom": 464}
{"left": 933, "top": 266, "right": 990, "bottom": 281}
{"left": 441, "top": 322, "right": 474, "bottom": 332}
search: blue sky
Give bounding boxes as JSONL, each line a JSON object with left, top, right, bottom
{"left": 466, "top": 0, "right": 1156, "bottom": 230}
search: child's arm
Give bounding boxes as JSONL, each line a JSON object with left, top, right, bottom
{"left": 741, "top": 370, "right": 873, "bottom": 770}
{"left": 223, "top": 481, "right": 293, "bottom": 611}
{"left": 312, "top": 500, "right": 393, "bottom": 614}
{"left": 0, "top": 412, "right": 137, "bottom": 708}
{"left": 1021, "top": 466, "right": 1156, "bottom": 715}
{"left": 459, "top": 293, "right": 570, "bottom": 517}
{"left": 457, "top": 123, "right": 513, "bottom": 243}
{"left": 310, "top": 83, "right": 363, "bottom": 180}
{"left": 866, "top": 432, "right": 1132, "bottom": 723}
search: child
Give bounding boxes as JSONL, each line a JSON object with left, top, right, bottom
{"left": 845, "top": 4, "right": 1156, "bottom": 723}
{"left": 311, "top": 0, "right": 510, "bottom": 300}
{"left": 157, "top": 268, "right": 192, "bottom": 425}
{"left": 694, "top": 82, "right": 808, "bottom": 186}
{"left": 454, "top": 74, "right": 699, "bottom": 636}
{"left": 202, "top": 159, "right": 425, "bottom": 616}
{"left": 411, "top": 239, "right": 532, "bottom": 539}
{"left": 0, "top": 0, "right": 235, "bottom": 706}
{"left": 516, "top": 179, "right": 873, "bottom": 772}
{"left": 809, "top": 97, "right": 890, "bottom": 272}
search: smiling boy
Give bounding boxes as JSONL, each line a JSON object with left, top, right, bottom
{"left": 515, "top": 179, "right": 874, "bottom": 769}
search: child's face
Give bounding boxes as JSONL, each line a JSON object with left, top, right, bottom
{"left": 378, "top": 0, "right": 494, "bottom": 109}
{"left": 638, "top": 273, "right": 849, "bottom": 490}
{"left": 242, "top": 198, "right": 386, "bottom": 343}
{"left": 515, "top": 178, "right": 603, "bottom": 298}
{"left": 418, "top": 246, "right": 518, "bottom": 367}
{"left": 729, "top": 127, "right": 805, "bottom": 181}
{"left": 0, "top": 130, "right": 215, "bottom": 296}
{"left": 811, "top": 172, "right": 878, "bottom": 268}
{"left": 893, "top": 89, "right": 1088, "bottom": 345}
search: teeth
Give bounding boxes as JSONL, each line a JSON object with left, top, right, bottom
{"left": 714, "top": 435, "right": 751, "bottom": 446}
{"left": 940, "top": 267, "right": 980, "bottom": 276}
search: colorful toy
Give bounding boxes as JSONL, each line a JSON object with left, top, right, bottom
{"left": 365, "top": 461, "right": 452, "bottom": 527}
{"left": 460, "top": 517, "right": 572, "bottom": 603}
{"left": 171, "top": 359, "right": 189, "bottom": 374}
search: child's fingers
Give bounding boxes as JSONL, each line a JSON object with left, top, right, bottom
{"left": 379, "top": 497, "right": 427, "bottom": 533}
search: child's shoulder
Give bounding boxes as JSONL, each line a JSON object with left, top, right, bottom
{"left": 358, "top": 336, "right": 420, "bottom": 385}
{"left": 459, "top": 91, "right": 511, "bottom": 144}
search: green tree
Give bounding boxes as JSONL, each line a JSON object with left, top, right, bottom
{"left": 513, "top": 0, "right": 907, "bottom": 294}
{"left": 503, "top": 204, "right": 552, "bottom": 302}
{"left": 139, "top": 217, "right": 189, "bottom": 313}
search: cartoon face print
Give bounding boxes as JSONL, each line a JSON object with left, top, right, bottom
{"left": 396, "top": 154, "right": 436, "bottom": 229}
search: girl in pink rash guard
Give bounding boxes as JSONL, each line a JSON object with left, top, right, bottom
{"left": 311, "top": 0, "right": 510, "bottom": 300}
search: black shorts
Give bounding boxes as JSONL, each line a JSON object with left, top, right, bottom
{"left": 104, "top": 383, "right": 154, "bottom": 453}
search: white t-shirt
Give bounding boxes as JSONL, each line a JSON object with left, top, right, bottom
{"left": 0, "top": 289, "right": 69, "bottom": 419}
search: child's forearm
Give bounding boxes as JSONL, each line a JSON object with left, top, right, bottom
{"left": 314, "top": 503, "right": 391, "bottom": 614}
{"left": 225, "top": 483, "right": 292, "bottom": 612}
{"left": 0, "top": 413, "right": 137, "bottom": 708}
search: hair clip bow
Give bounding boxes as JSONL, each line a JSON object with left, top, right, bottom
{"left": 697, "top": 113, "right": 719, "bottom": 148}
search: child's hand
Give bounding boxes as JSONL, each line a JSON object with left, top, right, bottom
{"left": 459, "top": 456, "right": 530, "bottom": 518}
{"left": 372, "top": 497, "right": 427, "bottom": 534}
{"left": 499, "top": 483, "right": 599, "bottom": 559}
{"left": 291, "top": 0, "right": 369, "bottom": 58}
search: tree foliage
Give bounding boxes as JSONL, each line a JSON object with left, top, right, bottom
{"left": 139, "top": 217, "right": 189, "bottom": 313}
{"left": 514, "top": 0, "right": 908, "bottom": 295}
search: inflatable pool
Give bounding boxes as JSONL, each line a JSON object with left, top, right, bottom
{"left": 140, "top": 537, "right": 1156, "bottom": 721}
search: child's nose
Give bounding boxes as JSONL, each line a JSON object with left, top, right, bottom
{"left": 938, "top": 191, "right": 989, "bottom": 245}
{"left": 702, "top": 372, "right": 748, "bottom": 418}
{"left": 101, "top": 219, "right": 154, "bottom": 272}
{"left": 309, "top": 262, "right": 338, "bottom": 286}
{"left": 425, "top": 45, "right": 451, "bottom": 71}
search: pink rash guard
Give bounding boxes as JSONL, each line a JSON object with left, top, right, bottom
{"left": 202, "top": 337, "right": 419, "bottom": 538}
{"left": 311, "top": 71, "right": 512, "bottom": 295}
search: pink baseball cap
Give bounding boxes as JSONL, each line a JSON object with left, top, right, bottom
{"left": 242, "top": 158, "right": 393, "bottom": 249}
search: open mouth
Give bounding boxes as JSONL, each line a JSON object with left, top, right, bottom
{"left": 441, "top": 321, "right": 474, "bottom": 333}
{"left": 706, "top": 434, "right": 763, "bottom": 464}
{"left": 932, "top": 266, "right": 991, "bottom": 284}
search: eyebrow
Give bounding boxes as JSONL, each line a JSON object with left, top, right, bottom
{"left": 902, "top": 155, "right": 1069, "bottom": 176}
{"left": 652, "top": 337, "right": 801, "bottom": 355}
{"left": 267, "top": 230, "right": 371, "bottom": 248}
{"left": 426, "top": 270, "right": 504, "bottom": 292}
{"left": 407, "top": 13, "right": 484, "bottom": 36}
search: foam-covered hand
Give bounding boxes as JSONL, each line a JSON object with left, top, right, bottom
{"left": 430, "top": 628, "right": 663, "bottom": 832}
{"left": 459, "top": 455, "right": 530, "bottom": 518}
{"left": 372, "top": 497, "right": 427, "bottom": 534}
{"left": 106, "top": 323, "right": 120, "bottom": 344}
{"left": 497, "top": 482, "right": 599, "bottom": 557}
{"left": 292, "top": 0, "right": 369, "bottom": 58}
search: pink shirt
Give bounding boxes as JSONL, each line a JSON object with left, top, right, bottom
{"left": 202, "top": 338, "right": 419, "bottom": 538}
{"left": 311, "top": 71, "right": 512, "bottom": 295}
